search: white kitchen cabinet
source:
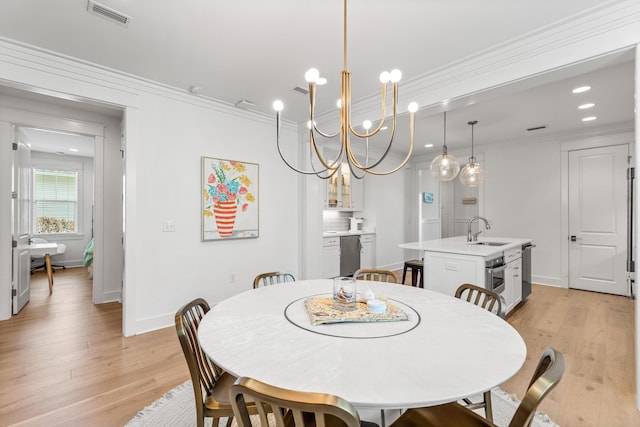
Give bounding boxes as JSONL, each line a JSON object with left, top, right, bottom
{"left": 322, "top": 237, "right": 340, "bottom": 278}
{"left": 360, "top": 234, "right": 375, "bottom": 268}
{"left": 350, "top": 176, "right": 364, "bottom": 210}
{"left": 324, "top": 162, "right": 364, "bottom": 210}
{"left": 503, "top": 247, "right": 522, "bottom": 313}
{"left": 407, "top": 238, "right": 531, "bottom": 316}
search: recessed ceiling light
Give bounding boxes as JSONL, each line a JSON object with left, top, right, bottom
{"left": 69, "top": 148, "right": 79, "bottom": 152}
{"left": 424, "top": 144, "right": 434, "bottom": 148}
{"left": 572, "top": 86, "right": 591, "bottom": 94}
{"left": 582, "top": 116, "right": 597, "bottom": 122}
{"left": 578, "top": 103, "right": 595, "bottom": 109}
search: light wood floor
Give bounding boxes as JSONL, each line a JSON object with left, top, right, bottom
{"left": 1, "top": 269, "right": 638, "bottom": 426}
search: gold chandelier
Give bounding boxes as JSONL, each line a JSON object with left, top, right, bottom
{"left": 273, "top": 0, "right": 418, "bottom": 179}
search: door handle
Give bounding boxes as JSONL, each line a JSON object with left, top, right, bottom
{"left": 570, "top": 235, "right": 578, "bottom": 242}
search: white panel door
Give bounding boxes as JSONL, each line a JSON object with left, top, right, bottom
{"left": 12, "top": 126, "right": 31, "bottom": 313}
{"left": 568, "top": 145, "right": 628, "bottom": 296}
{"left": 418, "top": 168, "right": 441, "bottom": 241}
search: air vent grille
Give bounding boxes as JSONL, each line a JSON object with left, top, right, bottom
{"left": 293, "top": 86, "right": 309, "bottom": 95}
{"left": 234, "top": 100, "right": 255, "bottom": 110}
{"left": 87, "top": 1, "right": 131, "bottom": 27}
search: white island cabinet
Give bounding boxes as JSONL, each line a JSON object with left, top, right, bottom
{"left": 399, "top": 236, "right": 532, "bottom": 316}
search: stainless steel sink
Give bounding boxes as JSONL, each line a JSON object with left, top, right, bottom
{"left": 469, "top": 241, "right": 507, "bottom": 246}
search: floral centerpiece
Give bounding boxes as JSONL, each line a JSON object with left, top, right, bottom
{"left": 203, "top": 160, "right": 255, "bottom": 237}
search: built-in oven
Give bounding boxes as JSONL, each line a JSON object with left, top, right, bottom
{"left": 485, "top": 255, "right": 506, "bottom": 295}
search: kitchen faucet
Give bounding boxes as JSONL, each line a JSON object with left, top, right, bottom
{"left": 467, "top": 216, "right": 491, "bottom": 242}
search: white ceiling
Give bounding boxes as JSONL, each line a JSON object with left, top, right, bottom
{"left": 21, "top": 127, "right": 95, "bottom": 158}
{"left": 0, "top": 0, "right": 635, "bottom": 156}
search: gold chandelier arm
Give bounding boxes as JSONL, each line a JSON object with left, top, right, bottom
{"left": 349, "top": 82, "right": 390, "bottom": 139}
{"left": 306, "top": 80, "right": 341, "bottom": 175}
{"left": 310, "top": 123, "right": 343, "bottom": 172}
{"left": 312, "top": 125, "right": 340, "bottom": 139}
{"left": 346, "top": 87, "right": 415, "bottom": 175}
{"left": 309, "top": 82, "right": 341, "bottom": 139}
{"left": 358, "top": 109, "right": 415, "bottom": 176}
{"left": 275, "top": 110, "right": 338, "bottom": 178}
{"left": 346, "top": 82, "right": 399, "bottom": 171}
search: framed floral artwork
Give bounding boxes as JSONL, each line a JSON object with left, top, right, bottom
{"left": 201, "top": 157, "right": 259, "bottom": 241}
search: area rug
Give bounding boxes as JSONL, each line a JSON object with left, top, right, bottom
{"left": 125, "top": 380, "right": 558, "bottom": 427}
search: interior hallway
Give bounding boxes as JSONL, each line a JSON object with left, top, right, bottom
{"left": 0, "top": 269, "right": 637, "bottom": 426}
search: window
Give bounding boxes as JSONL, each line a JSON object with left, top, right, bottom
{"left": 33, "top": 168, "right": 78, "bottom": 234}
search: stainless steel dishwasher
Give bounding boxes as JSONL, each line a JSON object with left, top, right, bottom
{"left": 340, "top": 235, "right": 361, "bottom": 277}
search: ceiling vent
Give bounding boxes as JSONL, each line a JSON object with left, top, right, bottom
{"left": 526, "top": 125, "right": 547, "bottom": 132}
{"left": 87, "top": 1, "right": 132, "bottom": 27}
{"left": 293, "top": 86, "right": 309, "bottom": 95}
{"left": 234, "top": 100, "right": 255, "bottom": 110}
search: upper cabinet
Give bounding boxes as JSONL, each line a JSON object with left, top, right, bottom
{"left": 325, "top": 162, "right": 364, "bottom": 210}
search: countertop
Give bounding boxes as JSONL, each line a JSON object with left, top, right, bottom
{"left": 399, "top": 236, "right": 533, "bottom": 257}
{"left": 323, "top": 230, "right": 375, "bottom": 237}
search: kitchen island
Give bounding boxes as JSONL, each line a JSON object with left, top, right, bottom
{"left": 399, "top": 236, "right": 533, "bottom": 315}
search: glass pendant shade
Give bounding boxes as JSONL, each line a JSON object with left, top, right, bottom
{"left": 429, "top": 111, "right": 460, "bottom": 181}
{"left": 430, "top": 152, "right": 460, "bottom": 181}
{"left": 459, "top": 120, "right": 484, "bottom": 186}
{"left": 459, "top": 159, "right": 485, "bottom": 187}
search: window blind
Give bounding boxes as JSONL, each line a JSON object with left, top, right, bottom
{"left": 33, "top": 169, "right": 78, "bottom": 233}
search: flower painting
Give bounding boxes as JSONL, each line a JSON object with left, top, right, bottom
{"left": 202, "top": 157, "right": 259, "bottom": 240}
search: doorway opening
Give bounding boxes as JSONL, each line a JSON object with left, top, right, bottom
{"left": 2, "top": 85, "right": 124, "bottom": 323}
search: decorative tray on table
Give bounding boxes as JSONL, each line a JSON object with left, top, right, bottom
{"left": 304, "top": 297, "right": 408, "bottom": 326}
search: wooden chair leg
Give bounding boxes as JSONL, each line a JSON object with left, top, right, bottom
{"left": 45, "top": 253, "right": 54, "bottom": 295}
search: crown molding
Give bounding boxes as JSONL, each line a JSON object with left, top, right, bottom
{"left": 0, "top": 37, "right": 289, "bottom": 129}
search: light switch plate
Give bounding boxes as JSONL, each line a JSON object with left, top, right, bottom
{"left": 163, "top": 220, "right": 175, "bottom": 232}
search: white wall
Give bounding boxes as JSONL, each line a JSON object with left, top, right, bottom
{"left": 481, "top": 138, "right": 565, "bottom": 286}
{"left": 130, "top": 93, "right": 300, "bottom": 332}
{"left": 360, "top": 159, "right": 412, "bottom": 271}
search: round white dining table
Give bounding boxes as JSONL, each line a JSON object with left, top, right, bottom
{"left": 198, "top": 279, "right": 526, "bottom": 410}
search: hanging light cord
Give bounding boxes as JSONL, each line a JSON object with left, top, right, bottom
{"left": 443, "top": 111, "right": 448, "bottom": 154}
{"left": 468, "top": 120, "right": 477, "bottom": 162}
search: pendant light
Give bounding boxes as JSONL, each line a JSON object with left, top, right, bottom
{"left": 430, "top": 111, "right": 460, "bottom": 181}
{"left": 459, "top": 120, "right": 485, "bottom": 187}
